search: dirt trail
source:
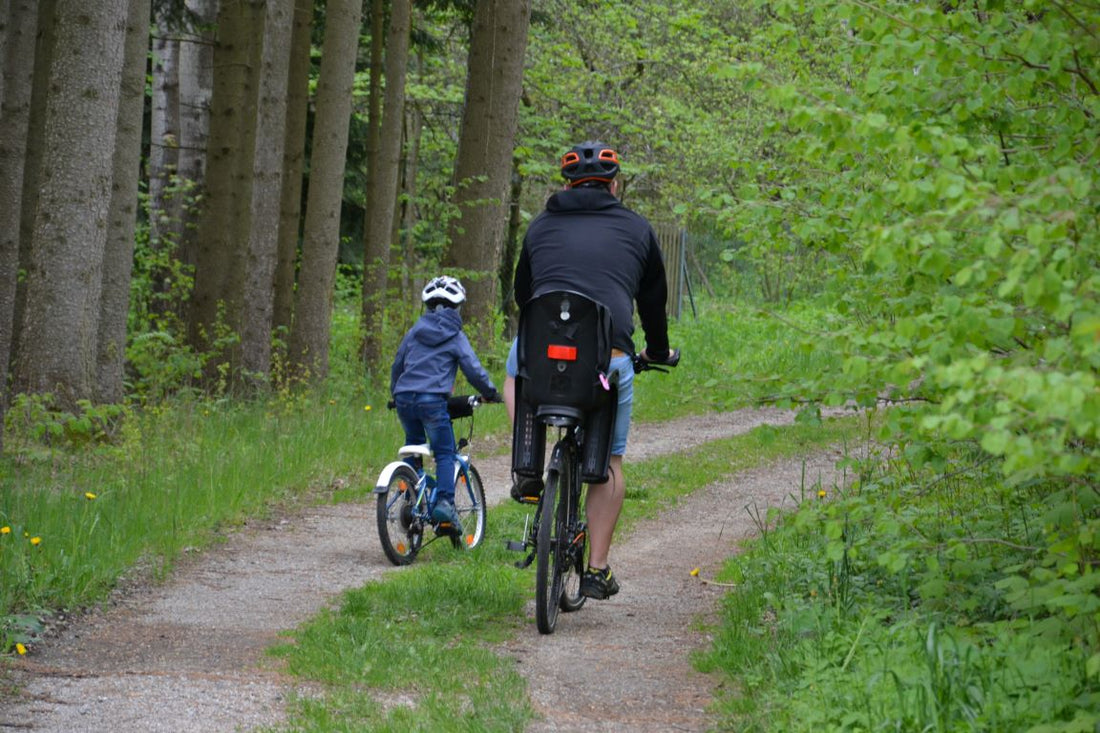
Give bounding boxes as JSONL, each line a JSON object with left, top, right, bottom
{"left": 0, "top": 408, "right": 851, "bottom": 732}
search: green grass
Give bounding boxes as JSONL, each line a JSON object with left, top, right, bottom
{"left": 0, "top": 391, "right": 398, "bottom": 636}
{"left": 699, "top": 440, "right": 1100, "bottom": 732}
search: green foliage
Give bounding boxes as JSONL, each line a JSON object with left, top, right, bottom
{"left": 704, "top": 442, "right": 1100, "bottom": 731}
{"left": 692, "top": 11, "right": 1100, "bottom": 724}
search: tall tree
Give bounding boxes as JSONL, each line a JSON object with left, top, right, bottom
{"left": 148, "top": 3, "right": 181, "bottom": 253}
{"left": 97, "top": 0, "right": 152, "bottom": 403}
{"left": 360, "top": 0, "right": 412, "bottom": 365}
{"left": 11, "top": 0, "right": 128, "bottom": 408}
{"left": 175, "top": 0, "right": 217, "bottom": 277}
{"left": 443, "top": 0, "right": 531, "bottom": 346}
{"left": 239, "top": 0, "right": 294, "bottom": 381}
{"left": 188, "top": 0, "right": 261, "bottom": 375}
{"left": 0, "top": 0, "right": 40, "bottom": 449}
{"left": 273, "top": 0, "right": 314, "bottom": 337}
{"left": 288, "top": 0, "right": 363, "bottom": 380}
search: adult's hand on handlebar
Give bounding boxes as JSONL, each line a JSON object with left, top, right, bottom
{"left": 635, "top": 348, "right": 681, "bottom": 373}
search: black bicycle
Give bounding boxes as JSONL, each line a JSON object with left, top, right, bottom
{"left": 509, "top": 326, "right": 679, "bottom": 633}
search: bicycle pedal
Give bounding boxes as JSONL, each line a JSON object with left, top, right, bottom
{"left": 505, "top": 540, "right": 527, "bottom": 552}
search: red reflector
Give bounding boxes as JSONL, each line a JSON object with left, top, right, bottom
{"left": 547, "top": 344, "right": 577, "bottom": 361}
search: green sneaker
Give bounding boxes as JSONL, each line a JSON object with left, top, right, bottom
{"left": 580, "top": 565, "right": 620, "bottom": 599}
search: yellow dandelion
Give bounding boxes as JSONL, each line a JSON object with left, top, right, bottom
{"left": 817, "top": 489, "right": 827, "bottom": 499}
{"left": 1, "top": 526, "right": 10, "bottom": 535}
{"left": 15, "top": 643, "right": 27, "bottom": 655}
{"left": 29, "top": 536, "right": 41, "bottom": 546}
{"left": 364, "top": 405, "right": 372, "bottom": 412}
{"left": 85, "top": 492, "right": 97, "bottom": 500}
{"left": 690, "top": 567, "right": 700, "bottom": 577}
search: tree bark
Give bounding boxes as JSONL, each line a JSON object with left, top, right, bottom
{"left": 288, "top": 0, "right": 363, "bottom": 381}
{"left": 360, "top": 0, "right": 411, "bottom": 366}
{"left": 239, "top": 0, "right": 293, "bottom": 383}
{"left": 11, "top": 0, "right": 128, "bottom": 409}
{"left": 444, "top": 0, "right": 532, "bottom": 349}
{"left": 96, "top": 0, "right": 152, "bottom": 404}
{"left": 188, "top": 0, "right": 261, "bottom": 377}
{"left": 0, "top": 0, "right": 40, "bottom": 450}
{"left": 176, "top": 0, "right": 216, "bottom": 277}
{"left": 149, "top": 6, "right": 181, "bottom": 252}
{"left": 273, "top": 0, "right": 313, "bottom": 338}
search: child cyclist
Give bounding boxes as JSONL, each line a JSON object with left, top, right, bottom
{"left": 390, "top": 275, "right": 502, "bottom": 534}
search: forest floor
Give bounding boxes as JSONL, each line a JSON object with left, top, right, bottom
{"left": 0, "top": 407, "right": 851, "bottom": 732}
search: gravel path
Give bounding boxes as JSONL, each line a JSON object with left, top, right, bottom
{"left": 0, "top": 408, "right": 852, "bottom": 732}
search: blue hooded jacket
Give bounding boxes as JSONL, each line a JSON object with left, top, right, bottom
{"left": 390, "top": 307, "right": 496, "bottom": 397}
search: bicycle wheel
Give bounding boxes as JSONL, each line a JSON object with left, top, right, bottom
{"left": 536, "top": 447, "right": 570, "bottom": 634}
{"left": 453, "top": 463, "right": 487, "bottom": 550}
{"left": 559, "top": 479, "right": 587, "bottom": 613}
{"left": 376, "top": 464, "right": 422, "bottom": 566}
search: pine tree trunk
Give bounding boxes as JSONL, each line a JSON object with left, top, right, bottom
{"left": 273, "top": 0, "right": 313, "bottom": 339}
{"left": 12, "top": 0, "right": 128, "bottom": 409}
{"left": 239, "top": 0, "right": 293, "bottom": 383}
{"left": 359, "top": 0, "right": 411, "bottom": 366}
{"left": 444, "top": 0, "right": 532, "bottom": 349}
{"left": 288, "top": 0, "right": 363, "bottom": 381}
{"left": 0, "top": 0, "right": 40, "bottom": 450}
{"left": 149, "top": 8, "right": 180, "bottom": 251}
{"left": 176, "top": 0, "right": 216, "bottom": 279}
{"left": 96, "top": 0, "right": 151, "bottom": 404}
{"left": 188, "top": 0, "right": 261, "bottom": 377}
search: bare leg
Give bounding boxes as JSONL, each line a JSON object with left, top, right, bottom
{"left": 585, "top": 454, "right": 624, "bottom": 569}
{"left": 504, "top": 374, "right": 516, "bottom": 424}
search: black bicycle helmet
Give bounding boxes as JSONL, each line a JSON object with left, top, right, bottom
{"left": 560, "top": 140, "right": 620, "bottom": 186}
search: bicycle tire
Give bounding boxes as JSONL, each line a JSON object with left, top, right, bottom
{"left": 453, "top": 463, "right": 487, "bottom": 550}
{"left": 535, "top": 460, "right": 565, "bottom": 634}
{"left": 377, "top": 464, "right": 422, "bottom": 566}
{"left": 559, "top": 471, "right": 587, "bottom": 613}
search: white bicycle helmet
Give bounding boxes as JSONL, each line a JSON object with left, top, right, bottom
{"left": 421, "top": 275, "right": 466, "bottom": 307}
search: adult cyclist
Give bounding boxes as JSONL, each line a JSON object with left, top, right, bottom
{"left": 504, "top": 140, "right": 679, "bottom": 600}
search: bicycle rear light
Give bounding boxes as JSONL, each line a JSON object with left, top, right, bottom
{"left": 547, "top": 344, "right": 577, "bottom": 361}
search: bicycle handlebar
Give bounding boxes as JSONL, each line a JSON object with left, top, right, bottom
{"left": 633, "top": 348, "right": 681, "bottom": 374}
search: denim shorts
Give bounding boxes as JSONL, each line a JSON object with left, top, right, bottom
{"left": 506, "top": 338, "right": 634, "bottom": 456}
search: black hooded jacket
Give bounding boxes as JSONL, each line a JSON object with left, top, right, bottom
{"left": 513, "top": 186, "right": 670, "bottom": 360}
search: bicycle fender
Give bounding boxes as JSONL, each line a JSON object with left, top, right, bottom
{"left": 375, "top": 460, "right": 415, "bottom": 493}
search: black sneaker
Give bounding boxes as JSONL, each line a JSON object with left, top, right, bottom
{"left": 580, "top": 565, "right": 620, "bottom": 599}
{"left": 510, "top": 476, "right": 543, "bottom": 504}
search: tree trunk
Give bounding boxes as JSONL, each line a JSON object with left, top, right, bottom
{"left": 500, "top": 157, "right": 523, "bottom": 338}
{"left": 273, "top": 0, "right": 313, "bottom": 338}
{"left": 444, "top": 0, "right": 532, "bottom": 349}
{"left": 176, "top": 0, "right": 216, "bottom": 278}
{"left": 239, "top": 0, "right": 293, "bottom": 383}
{"left": 360, "top": 0, "right": 411, "bottom": 366}
{"left": 11, "top": 0, "right": 56, "bottom": 390}
{"left": 188, "top": 0, "right": 261, "bottom": 377}
{"left": 149, "top": 7, "right": 181, "bottom": 251}
{"left": 11, "top": 0, "right": 128, "bottom": 409}
{"left": 288, "top": 0, "right": 363, "bottom": 381}
{"left": 96, "top": 0, "right": 151, "bottom": 404}
{"left": 0, "top": 0, "right": 40, "bottom": 450}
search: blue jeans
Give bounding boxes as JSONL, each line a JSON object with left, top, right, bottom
{"left": 506, "top": 338, "right": 635, "bottom": 455}
{"left": 394, "top": 393, "right": 456, "bottom": 504}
